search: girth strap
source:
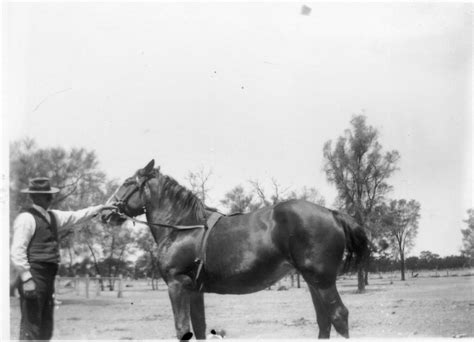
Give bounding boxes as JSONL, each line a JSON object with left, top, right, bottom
{"left": 195, "top": 212, "right": 224, "bottom": 291}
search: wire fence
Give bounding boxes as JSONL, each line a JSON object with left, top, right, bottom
{"left": 54, "top": 268, "right": 473, "bottom": 299}
{"left": 55, "top": 275, "right": 167, "bottom": 299}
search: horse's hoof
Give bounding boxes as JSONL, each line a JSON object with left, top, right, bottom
{"left": 180, "top": 332, "right": 193, "bottom": 341}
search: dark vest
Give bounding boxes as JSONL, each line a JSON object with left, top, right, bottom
{"left": 26, "top": 207, "right": 60, "bottom": 264}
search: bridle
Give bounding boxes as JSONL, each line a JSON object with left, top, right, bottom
{"left": 112, "top": 175, "right": 149, "bottom": 215}
{"left": 110, "top": 174, "right": 206, "bottom": 231}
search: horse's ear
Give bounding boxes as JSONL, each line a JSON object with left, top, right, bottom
{"left": 143, "top": 159, "right": 155, "bottom": 174}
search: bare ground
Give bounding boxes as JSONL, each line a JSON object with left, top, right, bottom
{"left": 9, "top": 275, "right": 474, "bottom": 339}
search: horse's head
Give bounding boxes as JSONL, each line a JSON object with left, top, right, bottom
{"left": 101, "top": 159, "right": 157, "bottom": 225}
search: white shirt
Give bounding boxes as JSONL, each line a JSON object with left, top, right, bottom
{"left": 11, "top": 203, "right": 104, "bottom": 281}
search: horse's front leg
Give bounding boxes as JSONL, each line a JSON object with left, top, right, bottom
{"left": 190, "top": 291, "right": 206, "bottom": 340}
{"left": 168, "top": 276, "right": 193, "bottom": 340}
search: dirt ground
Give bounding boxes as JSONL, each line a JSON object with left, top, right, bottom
{"left": 9, "top": 274, "right": 474, "bottom": 339}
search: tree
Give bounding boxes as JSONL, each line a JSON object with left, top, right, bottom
{"left": 418, "top": 251, "right": 441, "bottom": 270}
{"left": 249, "top": 179, "right": 325, "bottom": 207}
{"left": 249, "top": 178, "right": 290, "bottom": 208}
{"left": 287, "top": 186, "right": 326, "bottom": 206}
{"left": 220, "top": 185, "right": 257, "bottom": 213}
{"left": 381, "top": 199, "right": 420, "bottom": 280}
{"left": 323, "top": 115, "right": 400, "bottom": 291}
{"left": 186, "top": 167, "right": 213, "bottom": 203}
{"left": 404, "top": 256, "right": 419, "bottom": 273}
{"left": 419, "top": 250, "right": 440, "bottom": 261}
{"left": 460, "top": 209, "right": 474, "bottom": 259}
{"left": 248, "top": 179, "right": 270, "bottom": 207}
{"left": 133, "top": 225, "right": 162, "bottom": 289}
{"left": 10, "top": 138, "right": 109, "bottom": 222}
{"left": 59, "top": 178, "right": 120, "bottom": 272}
{"left": 79, "top": 215, "right": 135, "bottom": 289}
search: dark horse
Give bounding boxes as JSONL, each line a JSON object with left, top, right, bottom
{"left": 103, "top": 160, "right": 369, "bottom": 339}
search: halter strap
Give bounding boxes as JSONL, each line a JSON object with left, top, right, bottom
{"left": 116, "top": 212, "right": 206, "bottom": 230}
{"left": 195, "top": 211, "right": 223, "bottom": 291}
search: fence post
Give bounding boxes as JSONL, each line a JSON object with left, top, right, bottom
{"left": 55, "top": 275, "right": 60, "bottom": 295}
{"left": 96, "top": 275, "right": 101, "bottom": 296}
{"left": 75, "top": 275, "right": 80, "bottom": 295}
{"left": 85, "top": 275, "right": 90, "bottom": 299}
{"left": 117, "top": 275, "right": 123, "bottom": 298}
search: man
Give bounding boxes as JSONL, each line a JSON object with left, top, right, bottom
{"left": 11, "top": 177, "right": 114, "bottom": 341}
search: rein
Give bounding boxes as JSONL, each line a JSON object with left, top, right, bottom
{"left": 115, "top": 211, "right": 206, "bottom": 230}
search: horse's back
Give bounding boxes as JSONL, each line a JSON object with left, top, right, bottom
{"left": 273, "top": 199, "right": 344, "bottom": 241}
{"left": 207, "top": 199, "right": 345, "bottom": 264}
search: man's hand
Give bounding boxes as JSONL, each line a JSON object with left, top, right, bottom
{"left": 100, "top": 205, "right": 119, "bottom": 212}
{"left": 22, "top": 278, "right": 37, "bottom": 299}
{"left": 99, "top": 204, "right": 121, "bottom": 224}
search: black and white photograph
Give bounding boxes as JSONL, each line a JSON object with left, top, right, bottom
{"left": 2, "top": 1, "right": 472, "bottom": 340}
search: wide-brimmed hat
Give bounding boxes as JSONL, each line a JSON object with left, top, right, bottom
{"left": 20, "top": 178, "right": 60, "bottom": 194}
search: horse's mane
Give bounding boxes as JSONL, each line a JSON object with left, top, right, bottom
{"left": 150, "top": 168, "right": 207, "bottom": 222}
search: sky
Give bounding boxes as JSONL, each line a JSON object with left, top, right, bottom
{"left": 2, "top": 2, "right": 472, "bottom": 257}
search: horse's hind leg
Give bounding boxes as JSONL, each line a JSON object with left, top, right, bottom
{"left": 190, "top": 292, "right": 206, "bottom": 340}
{"left": 301, "top": 272, "right": 349, "bottom": 338}
{"left": 317, "top": 284, "right": 349, "bottom": 338}
{"left": 308, "top": 285, "right": 332, "bottom": 338}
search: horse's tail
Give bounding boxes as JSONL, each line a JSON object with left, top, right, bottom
{"left": 331, "top": 210, "right": 370, "bottom": 273}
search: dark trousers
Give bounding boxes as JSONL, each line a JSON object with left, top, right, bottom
{"left": 19, "top": 262, "right": 58, "bottom": 341}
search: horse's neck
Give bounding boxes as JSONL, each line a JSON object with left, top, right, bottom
{"left": 144, "top": 179, "right": 206, "bottom": 226}
{"left": 144, "top": 199, "right": 205, "bottom": 246}
{"left": 146, "top": 200, "right": 201, "bottom": 225}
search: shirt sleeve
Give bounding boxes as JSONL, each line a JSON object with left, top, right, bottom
{"left": 50, "top": 205, "right": 104, "bottom": 230}
{"left": 10, "top": 213, "right": 36, "bottom": 281}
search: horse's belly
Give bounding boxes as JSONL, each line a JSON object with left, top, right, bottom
{"left": 203, "top": 259, "right": 293, "bottom": 295}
